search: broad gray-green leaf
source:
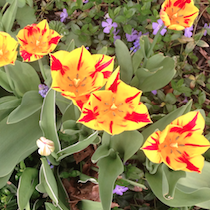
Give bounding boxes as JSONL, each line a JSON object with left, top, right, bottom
{"left": 7, "top": 91, "right": 43, "bottom": 124}
{"left": 0, "top": 111, "right": 42, "bottom": 177}
{"left": 78, "top": 200, "right": 103, "bottom": 210}
{"left": 115, "top": 39, "right": 133, "bottom": 84}
{"left": 98, "top": 154, "right": 124, "bottom": 210}
{"left": 110, "top": 130, "right": 144, "bottom": 162}
{"left": 41, "top": 158, "right": 58, "bottom": 204}
{"left": 40, "top": 89, "right": 61, "bottom": 153}
{"left": 2, "top": 0, "right": 18, "bottom": 32}
{"left": 6, "top": 61, "right": 41, "bottom": 97}
{"left": 0, "top": 69, "right": 13, "bottom": 92}
{"left": 57, "top": 131, "right": 98, "bottom": 161}
{"left": 17, "top": 168, "right": 38, "bottom": 210}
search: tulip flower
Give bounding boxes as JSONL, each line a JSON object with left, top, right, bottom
{"left": 50, "top": 46, "right": 114, "bottom": 109}
{"left": 17, "top": 19, "right": 62, "bottom": 62}
{"left": 0, "top": 32, "right": 18, "bottom": 67}
{"left": 36, "top": 137, "right": 55, "bottom": 156}
{"left": 141, "top": 111, "right": 210, "bottom": 173}
{"left": 160, "top": 0, "right": 199, "bottom": 30}
{"left": 78, "top": 68, "right": 152, "bottom": 135}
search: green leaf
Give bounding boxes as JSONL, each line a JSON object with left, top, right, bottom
{"left": 0, "top": 111, "right": 42, "bottom": 177}
{"left": 185, "top": 42, "right": 196, "bottom": 54}
{"left": 41, "top": 158, "right": 58, "bottom": 204}
{"left": 26, "top": 0, "right": 33, "bottom": 7}
{"left": 146, "top": 161, "right": 210, "bottom": 208}
{"left": 165, "top": 93, "right": 177, "bottom": 104}
{"left": 132, "top": 49, "right": 144, "bottom": 73}
{"left": 2, "top": 0, "right": 18, "bottom": 32}
{"left": 115, "top": 39, "right": 133, "bottom": 84}
{"left": 198, "top": 91, "right": 206, "bottom": 105}
{"left": 0, "top": 171, "right": 13, "bottom": 189}
{"left": 139, "top": 35, "right": 151, "bottom": 58}
{"left": 17, "top": 168, "right": 38, "bottom": 210}
{"left": 0, "top": 96, "right": 21, "bottom": 122}
{"left": 7, "top": 91, "right": 43, "bottom": 124}
{"left": 123, "top": 24, "right": 132, "bottom": 34}
{"left": 162, "top": 165, "right": 186, "bottom": 200}
{"left": 45, "top": 203, "right": 59, "bottom": 210}
{"left": 110, "top": 130, "right": 144, "bottom": 162}
{"left": 39, "top": 89, "right": 61, "bottom": 153}
{"left": 196, "top": 40, "right": 209, "bottom": 48}
{"left": 98, "top": 153, "right": 124, "bottom": 210}
{"left": 142, "top": 100, "right": 192, "bottom": 140}
{"left": 6, "top": 61, "right": 41, "bottom": 97}
{"left": 137, "top": 54, "right": 176, "bottom": 92}
{"left": 16, "top": 5, "right": 36, "bottom": 28}
{"left": 78, "top": 200, "right": 103, "bottom": 210}
{"left": 97, "top": 46, "right": 107, "bottom": 54}
{"left": 0, "top": 69, "right": 13, "bottom": 92}
{"left": 57, "top": 131, "right": 98, "bottom": 161}
{"left": 66, "top": 39, "right": 75, "bottom": 52}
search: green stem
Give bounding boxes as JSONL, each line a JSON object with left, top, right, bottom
{"left": 146, "top": 24, "right": 165, "bottom": 59}
{"left": 38, "top": 59, "right": 47, "bottom": 81}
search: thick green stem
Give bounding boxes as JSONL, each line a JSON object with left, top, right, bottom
{"left": 38, "top": 59, "right": 47, "bottom": 81}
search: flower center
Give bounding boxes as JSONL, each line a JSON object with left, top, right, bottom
{"left": 111, "top": 103, "right": 117, "bottom": 110}
{"left": 67, "top": 74, "right": 87, "bottom": 94}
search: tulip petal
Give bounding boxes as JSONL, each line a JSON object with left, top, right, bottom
{"left": 141, "top": 131, "right": 163, "bottom": 163}
{"left": 170, "top": 111, "right": 205, "bottom": 135}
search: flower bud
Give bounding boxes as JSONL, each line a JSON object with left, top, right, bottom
{"left": 36, "top": 137, "right": 55, "bottom": 156}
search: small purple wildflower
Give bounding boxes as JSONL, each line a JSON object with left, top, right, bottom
{"left": 113, "top": 185, "right": 129, "bottom": 195}
{"left": 47, "top": 160, "right": 54, "bottom": 169}
{"left": 184, "top": 25, "right": 193, "bottom": 38}
{"left": 182, "top": 96, "right": 188, "bottom": 104}
{"left": 126, "top": 29, "right": 139, "bottom": 42}
{"left": 83, "top": 0, "right": 89, "bottom": 3}
{"left": 39, "top": 84, "right": 49, "bottom": 98}
{"left": 151, "top": 90, "right": 157, "bottom": 95}
{"left": 60, "top": 8, "right": 68, "bottom": 23}
{"left": 113, "top": 29, "right": 121, "bottom": 43}
{"left": 102, "top": 18, "right": 118, "bottom": 34}
{"left": 85, "top": 47, "right": 89, "bottom": 50}
{"left": 204, "top": 23, "right": 210, "bottom": 36}
{"left": 152, "top": 19, "right": 167, "bottom": 36}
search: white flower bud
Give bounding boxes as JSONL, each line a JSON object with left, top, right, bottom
{"left": 36, "top": 137, "right": 55, "bottom": 156}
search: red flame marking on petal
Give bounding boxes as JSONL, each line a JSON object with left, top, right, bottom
{"left": 124, "top": 112, "right": 151, "bottom": 123}
{"left": 92, "top": 93, "right": 101, "bottom": 101}
{"left": 79, "top": 108, "right": 99, "bottom": 123}
{"left": 166, "top": 156, "right": 170, "bottom": 165}
{"left": 77, "top": 47, "right": 84, "bottom": 71}
{"left": 18, "top": 37, "right": 28, "bottom": 45}
{"left": 20, "top": 50, "right": 33, "bottom": 61}
{"left": 183, "top": 12, "right": 198, "bottom": 18}
{"left": 108, "top": 72, "right": 120, "bottom": 93}
{"left": 42, "top": 24, "right": 47, "bottom": 36}
{"left": 142, "top": 136, "right": 159, "bottom": 150}
{"left": 125, "top": 92, "right": 141, "bottom": 103}
{"left": 170, "top": 112, "right": 200, "bottom": 134}
{"left": 49, "top": 36, "right": 61, "bottom": 45}
{"left": 177, "top": 151, "right": 200, "bottom": 172}
{"left": 110, "top": 121, "right": 113, "bottom": 134}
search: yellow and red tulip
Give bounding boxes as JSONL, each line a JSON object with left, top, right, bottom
{"left": 141, "top": 111, "right": 210, "bottom": 173}
{"left": 160, "top": 0, "right": 199, "bottom": 30}
{"left": 78, "top": 68, "right": 152, "bottom": 135}
{"left": 0, "top": 32, "right": 18, "bottom": 67}
{"left": 50, "top": 46, "right": 114, "bottom": 109}
{"left": 17, "top": 19, "right": 62, "bottom": 62}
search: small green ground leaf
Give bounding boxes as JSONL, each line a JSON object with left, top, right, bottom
{"left": 7, "top": 91, "right": 43, "bottom": 124}
{"left": 78, "top": 200, "right": 103, "bottom": 210}
{"left": 45, "top": 202, "right": 59, "bottom": 210}
{"left": 17, "top": 168, "right": 38, "bottom": 210}
{"left": 98, "top": 154, "right": 124, "bottom": 210}
{"left": 115, "top": 39, "right": 133, "bottom": 84}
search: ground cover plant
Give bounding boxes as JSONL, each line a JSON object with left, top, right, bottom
{"left": 0, "top": 0, "right": 210, "bottom": 209}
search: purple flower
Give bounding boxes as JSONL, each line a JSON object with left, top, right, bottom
{"left": 113, "top": 29, "right": 121, "bottom": 43}
{"left": 102, "top": 18, "right": 118, "bottom": 34}
{"left": 204, "top": 23, "right": 210, "bottom": 36}
{"left": 152, "top": 19, "right": 167, "bottom": 36}
{"left": 151, "top": 90, "right": 157, "bottom": 95}
{"left": 83, "top": 0, "right": 89, "bottom": 3}
{"left": 113, "top": 185, "right": 128, "bottom": 195}
{"left": 39, "top": 84, "right": 49, "bottom": 98}
{"left": 47, "top": 160, "right": 54, "bottom": 169}
{"left": 182, "top": 96, "right": 188, "bottom": 104}
{"left": 126, "top": 29, "right": 139, "bottom": 42}
{"left": 60, "top": 8, "right": 68, "bottom": 23}
{"left": 184, "top": 25, "right": 193, "bottom": 38}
